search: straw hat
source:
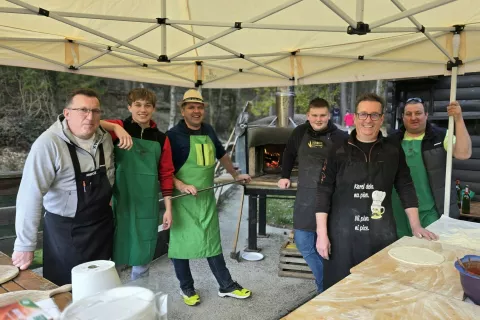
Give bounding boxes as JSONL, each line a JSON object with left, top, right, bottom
{"left": 178, "top": 89, "right": 208, "bottom": 107}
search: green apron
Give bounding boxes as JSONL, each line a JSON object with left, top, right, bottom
{"left": 112, "top": 137, "right": 161, "bottom": 265}
{"left": 392, "top": 138, "right": 439, "bottom": 237}
{"left": 168, "top": 135, "right": 222, "bottom": 259}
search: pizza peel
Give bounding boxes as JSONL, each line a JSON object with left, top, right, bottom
{"left": 0, "top": 284, "right": 72, "bottom": 307}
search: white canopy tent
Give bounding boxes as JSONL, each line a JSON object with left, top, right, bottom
{"left": 1, "top": 0, "right": 479, "bottom": 217}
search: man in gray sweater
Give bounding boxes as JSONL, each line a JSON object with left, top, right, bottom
{"left": 12, "top": 89, "right": 115, "bottom": 285}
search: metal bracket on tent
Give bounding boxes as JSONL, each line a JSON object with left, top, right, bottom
{"left": 142, "top": 63, "right": 148, "bottom": 68}
{"left": 157, "top": 55, "right": 170, "bottom": 62}
{"left": 347, "top": 22, "right": 370, "bottom": 35}
{"left": 195, "top": 80, "right": 203, "bottom": 87}
{"left": 239, "top": 54, "right": 245, "bottom": 59}
{"left": 68, "top": 65, "right": 78, "bottom": 70}
{"left": 38, "top": 8, "right": 49, "bottom": 17}
{"left": 453, "top": 25, "right": 465, "bottom": 34}
{"left": 447, "top": 57, "right": 463, "bottom": 71}
{"left": 234, "top": 22, "right": 242, "bottom": 29}
{"left": 239, "top": 69, "right": 243, "bottom": 72}
{"left": 358, "top": 55, "right": 364, "bottom": 60}
{"left": 157, "top": 18, "right": 168, "bottom": 25}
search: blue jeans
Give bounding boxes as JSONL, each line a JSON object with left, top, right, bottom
{"left": 294, "top": 229, "right": 324, "bottom": 293}
{"left": 171, "top": 253, "right": 236, "bottom": 294}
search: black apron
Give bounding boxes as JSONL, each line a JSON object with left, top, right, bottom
{"left": 43, "top": 143, "right": 114, "bottom": 285}
{"left": 293, "top": 132, "right": 332, "bottom": 231}
{"left": 323, "top": 142, "right": 398, "bottom": 290}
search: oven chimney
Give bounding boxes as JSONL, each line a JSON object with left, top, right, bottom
{"left": 275, "top": 86, "right": 295, "bottom": 128}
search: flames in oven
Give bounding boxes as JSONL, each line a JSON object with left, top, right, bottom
{"left": 264, "top": 148, "right": 281, "bottom": 169}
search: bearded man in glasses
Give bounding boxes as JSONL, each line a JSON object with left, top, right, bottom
{"left": 314, "top": 93, "right": 438, "bottom": 290}
{"left": 390, "top": 98, "right": 471, "bottom": 238}
{"left": 12, "top": 89, "right": 115, "bottom": 285}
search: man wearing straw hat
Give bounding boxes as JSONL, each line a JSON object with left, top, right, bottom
{"left": 390, "top": 98, "right": 471, "bottom": 237}
{"left": 167, "top": 89, "right": 252, "bottom": 306}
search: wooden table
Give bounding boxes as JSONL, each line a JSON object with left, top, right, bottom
{"left": 282, "top": 273, "right": 479, "bottom": 320}
{"left": 0, "top": 252, "right": 71, "bottom": 311}
{"left": 460, "top": 201, "right": 480, "bottom": 220}
{"left": 350, "top": 236, "right": 480, "bottom": 301}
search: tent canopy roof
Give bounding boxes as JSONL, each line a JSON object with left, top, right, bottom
{"left": 1, "top": 0, "right": 479, "bottom": 88}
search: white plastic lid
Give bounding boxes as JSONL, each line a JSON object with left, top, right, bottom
{"left": 60, "top": 286, "right": 155, "bottom": 320}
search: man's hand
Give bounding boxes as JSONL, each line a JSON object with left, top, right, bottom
{"left": 316, "top": 233, "right": 331, "bottom": 260}
{"left": 113, "top": 124, "right": 133, "bottom": 150}
{"left": 447, "top": 101, "right": 463, "bottom": 121}
{"left": 182, "top": 185, "right": 198, "bottom": 195}
{"left": 277, "top": 178, "right": 291, "bottom": 189}
{"left": 236, "top": 173, "right": 251, "bottom": 183}
{"left": 12, "top": 251, "right": 34, "bottom": 270}
{"left": 163, "top": 210, "right": 172, "bottom": 230}
{"left": 411, "top": 225, "right": 438, "bottom": 241}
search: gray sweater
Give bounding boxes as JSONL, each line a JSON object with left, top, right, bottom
{"left": 14, "top": 116, "right": 115, "bottom": 252}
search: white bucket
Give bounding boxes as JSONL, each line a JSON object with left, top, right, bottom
{"left": 60, "top": 286, "right": 168, "bottom": 320}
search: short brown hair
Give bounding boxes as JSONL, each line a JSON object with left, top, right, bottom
{"left": 355, "top": 93, "right": 384, "bottom": 113}
{"left": 127, "top": 88, "right": 157, "bottom": 106}
{"left": 65, "top": 88, "right": 100, "bottom": 108}
{"left": 309, "top": 98, "right": 330, "bottom": 111}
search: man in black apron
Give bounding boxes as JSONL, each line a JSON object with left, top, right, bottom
{"left": 13, "top": 89, "right": 115, "bottom": 285}
{"left": 314, "top": 93, "right": 438, "bottom": 290}
{"left": 278, "top": 98, "right": 347, "bottom": 293}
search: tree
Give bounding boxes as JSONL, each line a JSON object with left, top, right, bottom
{"left": 250, "top": 84, "right": 340, "bottom": 116}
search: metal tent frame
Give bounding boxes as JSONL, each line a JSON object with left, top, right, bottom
{"left": 0, "top": 0, "right": 476, "bottom": 217}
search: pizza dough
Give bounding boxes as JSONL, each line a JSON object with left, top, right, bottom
{"left": 388, "top": 246, "right": 445, "bottom": 265}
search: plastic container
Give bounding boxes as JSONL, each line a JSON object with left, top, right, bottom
{"left": 454, "top": 254, "right": 480, "bottom": 305}
{"left": 59, "top": 286, "right": 168, "bottom": 320}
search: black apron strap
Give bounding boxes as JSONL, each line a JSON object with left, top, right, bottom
{"left": 99, "top": 144, "right": 105, "bottom": 167}
{"left": 66, "top": 142, "right": 82, "bottom": 177}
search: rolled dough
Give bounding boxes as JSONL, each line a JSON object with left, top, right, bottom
{"left": 388, "top": 246, "right": 445, "bottom": 265}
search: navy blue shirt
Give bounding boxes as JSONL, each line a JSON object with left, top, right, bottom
{"left": 167, "top": 120, "right": 226, "bottom": 173}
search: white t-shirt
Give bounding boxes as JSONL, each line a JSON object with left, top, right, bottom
{"left": 73, "top": 134, "right": 96, "bottom": 155}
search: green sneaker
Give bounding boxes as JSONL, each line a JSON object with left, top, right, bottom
{"left": 181, "top": 289, "right": 200, "bottom": 306}
{"left": 218, "top": 282, "right": 252, "bottom": 299}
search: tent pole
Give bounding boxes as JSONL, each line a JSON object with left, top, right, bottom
{"left": 299, "top": 52, "right": 444, "bottom": 65}
{"left": 161, "top": 0, "right": 167, "bottom": 57}
{"left": 169, "top": 25, "right": 290, "bottom": 78}
{"left": 0, "top": 43, "right": 68, "bottom": 68}
{"left": 75, "top": 40, "right": 153, "bottom": 60}
{"left": 76, "top": 24, "right": 160, "bottom": 68}
{"left": 78, "top": 41, "right": 193, "bottom": 83}
{"left": 391, "top": 0, "right": 455, "bottom": 63}
{"left": 356, "top": 0, "right": 364, "bottom": 22}
{"left": 204, "top": 56, "right": 289, "bottom": 85}
{"left": 202, "top": 62, "right": 286, "bottom": 79}
{"left": 7, "top": 0, "right": 159, "bottom": 60}
{"left": 169, "top": 0, "right": 302, "bottom": 59}
{"left": 300, "top": 31, "right": 448, "bottom": 80}
{"left": 318, "top": 0, "right": 356, "bottom": 27}
{"left": 369, "top": 0, "right": 455, "bottom": 29}
{"left": 443, "top": 33, "right": 460, "bottom": 218}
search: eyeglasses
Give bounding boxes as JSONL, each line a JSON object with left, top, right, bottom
{"left": 406, "top": 97, "right": 424, "bottom": 104}
{"left": 355, "top": 112, "right": 383, "bottom": 121}
{"left": 68, "top": 108, "right": 103, "bottom": 116}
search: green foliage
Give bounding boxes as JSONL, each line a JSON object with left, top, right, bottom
{"left": 251, "top": 84, "right": 340, "bottom": 116}
{"left": 266, "top": 198, "right": 294, "bottom": 229}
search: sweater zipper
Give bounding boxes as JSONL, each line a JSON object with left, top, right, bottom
{"left": 141, "top": 128, "right": 144, "bottom": 139}
{"left": 368, "top": 141, "right": 379, "bottom": 162}
{"left": 348, "top": 141, "right": 367, "bottom": 162}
